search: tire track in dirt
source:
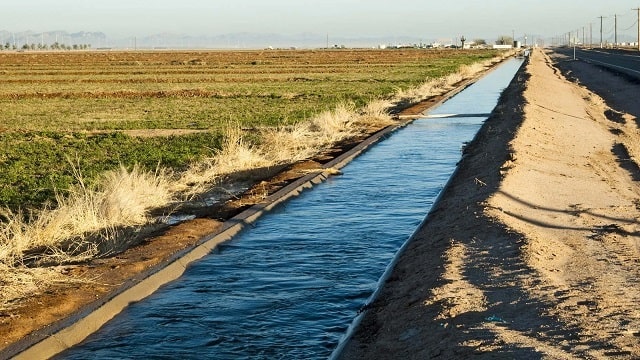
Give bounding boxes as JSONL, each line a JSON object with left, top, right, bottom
{"left": 488, "top": 49, "right": 640, "bottom": 358}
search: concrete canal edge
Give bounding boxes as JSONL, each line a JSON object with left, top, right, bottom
{"left": 5, "top": 61, "right": 507, "bottom": 360}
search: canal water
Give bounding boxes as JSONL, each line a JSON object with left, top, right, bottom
{"left": 57, "top": 58, "right": 524, "bottom": 359}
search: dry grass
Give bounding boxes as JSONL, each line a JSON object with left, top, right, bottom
{"left": 392, "top": 51, "right": 513, "bottom": 105}
{"left": 176, "top": 100, "right": 390, "bottom": 198}
{"left": 0, "top": 265, "right": 53, "bottom": 312}
{"left": 0, "top": 51, "right": 511, "bottom": 310}
{"left": 0, "top": 165, "right": 171, "bottom": 264}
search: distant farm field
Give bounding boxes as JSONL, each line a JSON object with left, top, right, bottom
{"left": 0, "top": 49, "right": 498, "bottom": 209}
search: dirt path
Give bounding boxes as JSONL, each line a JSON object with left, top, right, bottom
{"left": 339, "top": 49, "right": 640, "bottom": 358}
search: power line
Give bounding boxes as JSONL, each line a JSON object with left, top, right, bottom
{"left": 561, "top": 8, "right": 640, "bottom": 50}
{"left": 622, "top": 19, "right": 638, "bottom": 32}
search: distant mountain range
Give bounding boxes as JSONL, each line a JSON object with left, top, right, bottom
{"left": 0, "top": 30, "right": 435, "bottom": 49}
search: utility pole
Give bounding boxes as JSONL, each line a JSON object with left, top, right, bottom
{"left": 634, "top": 8, "right": 640, "bottom": 51}
{"left": 590, "top": 23, "right": 593, "bottom": 48}
{"left": 598, "top": 16, "right": 605, "bottom": 48}
{"left": 614, "top": 14, "right": 618, "bottom": 48}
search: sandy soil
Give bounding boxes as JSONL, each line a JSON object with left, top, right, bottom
{"left": 339, "top": 49, "right": 640, "bottom": 359}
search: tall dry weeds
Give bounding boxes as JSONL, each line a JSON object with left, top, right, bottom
{"left": 177, "top": 103, "right": 375, "bottom": 198}
{"left": 392, "top": 51, "right": 513, "bottom": 105}
{"left": 1, "top": 166, "right": 170, "bottom": 260}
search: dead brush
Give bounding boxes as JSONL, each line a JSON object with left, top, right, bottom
{"left": 358, "top": 100, "right": 395, "bottom": 128}
{"left": 0, "top": 263, "right": 87, "bottom": 312}
{"left": 176, "top": 126, "right": 270, "bottom": 198}
{"left": 390, "top": 51, "right": 512, "bottom": 106}
{"left": 214, "top": 126, "right": 270, "bottom": 174}
{"left": 308, "top": 103, "right": 359, "bottom": 143}
{"left": 0, "top": 163, "right": 172, "bottom": 267}
{"left": 261, "top": 124, "right": 319, "bottom": 163}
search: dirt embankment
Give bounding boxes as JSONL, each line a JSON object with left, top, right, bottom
{"left": 340, "top": 49, "right": 640, "bottom": 359}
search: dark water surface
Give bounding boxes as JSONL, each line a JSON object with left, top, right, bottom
{"left": 58, "top": 58, "right": 523, "bottom": 360}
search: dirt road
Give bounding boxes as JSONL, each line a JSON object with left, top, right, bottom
{"left": 339, "top": 49, "right": 640, "bottom": 359}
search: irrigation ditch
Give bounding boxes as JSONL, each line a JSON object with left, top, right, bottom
{"left": 6, "top": 56, "right": 524, "bottom": 360}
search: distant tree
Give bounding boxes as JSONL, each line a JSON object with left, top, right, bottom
{"left": 473, "top": 39, "right": 487, "bottom": 46}
{"left": 21, "top": 44, "right": 29, "bottom": 50}
{"left": 3, "top": 42, "right": 8, "bottom": 50}
{"left": 30, "top": 43, "right": 36, "bottom": 50}
{"left": 73, "top": 44, "right": 78, "bottom": 50}
{"left": 496, "top": 36, "right": 514, "bottom": 45}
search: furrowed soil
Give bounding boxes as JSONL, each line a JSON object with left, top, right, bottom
{"left": 340, "top": 49, "right": 640, "bottom": 359}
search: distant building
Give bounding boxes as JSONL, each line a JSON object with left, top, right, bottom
{"left": 493, "top": 44, "right": 513, "bottom": 49}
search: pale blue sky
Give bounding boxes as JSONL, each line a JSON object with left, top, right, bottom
{"left": 3, "top": 0, "right": 640, "bottom": 41}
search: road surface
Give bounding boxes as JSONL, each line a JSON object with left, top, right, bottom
{"left": 554, "top": 47, "right": 640, "bottom": 81}
{"left": 551, "top": 47, "right": 640, "bottom": 120}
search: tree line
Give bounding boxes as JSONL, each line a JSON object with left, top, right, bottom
{"left": 1, "top": 42, "right": 91, "bottom": 51}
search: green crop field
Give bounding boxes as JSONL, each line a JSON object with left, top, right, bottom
{"left": 0, "top": 49, "right": 498, "bottom": 210}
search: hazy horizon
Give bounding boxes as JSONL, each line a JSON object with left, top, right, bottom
{"left": 3, "top": 1, "right": 640, "bottom": 47}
